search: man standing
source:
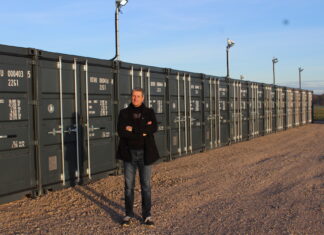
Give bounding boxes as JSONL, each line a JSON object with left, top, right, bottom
{"left": 117, "top": 88, "right": 159, "bottom": 227}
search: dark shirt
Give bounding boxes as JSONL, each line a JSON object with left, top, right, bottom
{"left": 127, "top": 104, "right": 145, "bottom": 149}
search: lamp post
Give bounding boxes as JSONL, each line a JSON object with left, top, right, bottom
{"left": 240, "top": 75, "right": 244, "bottom": 80}
{"left": 226, "top": 39, "right": 235, "bottom": 78}
{"left": 298, "top": 67, "right": 304, "bottom": 89}
{"left": 272, "top": 57, "right": 278, "bottom": 85}
{"left": 112, "top": 0, "right": 129, "bottom": 61}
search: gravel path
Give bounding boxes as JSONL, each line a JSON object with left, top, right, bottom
{"left": 0, "top": 124, "right": 323, "bottom": 235}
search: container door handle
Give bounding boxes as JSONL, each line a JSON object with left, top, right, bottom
{"left": 0, "top": 134, "right": 17, "bottom": 139}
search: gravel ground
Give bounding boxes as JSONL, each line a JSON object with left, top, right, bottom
{"left": 0, "top": 124, "right": 323, "bottom": 235}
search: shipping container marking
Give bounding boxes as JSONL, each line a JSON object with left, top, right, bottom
{"left": 11, "top": 140, "right": 25, "bottom": 149}
{"left": 0, "top": 69, "right": 31, "bottom": 88}
{"left": 8, "top": 99, "right": 22, "bottom": 120}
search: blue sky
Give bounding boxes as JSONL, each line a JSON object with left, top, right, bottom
{"left": 1, "top": 0, "right": 324, "bottom": 94}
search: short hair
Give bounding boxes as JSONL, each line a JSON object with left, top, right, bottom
{"left": 131, "top": 88, "right": 145, "bottom": 96}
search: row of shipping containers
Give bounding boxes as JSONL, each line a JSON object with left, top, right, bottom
{"left": 0, "top": 44, "right": 313, "bottom": 204}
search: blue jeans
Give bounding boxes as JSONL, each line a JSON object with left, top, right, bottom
{"left": 124, "top": 149, "right": 152, "bottom": 219}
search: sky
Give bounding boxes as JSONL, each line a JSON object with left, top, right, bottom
{"left": 1, "top": 0, "right": 324, "bottom": 94}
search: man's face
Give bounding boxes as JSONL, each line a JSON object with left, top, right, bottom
{"left": 132, "top": 90, "right": 144, "bottom": 107}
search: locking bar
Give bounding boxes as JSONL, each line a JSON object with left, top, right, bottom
{"left": 73, "top": 59, "right": 81, "bottom": 182}
{"left": 130, "top": 66, "right": 134, "bottom": 90}
{"left": 209, "top": 77, "right": 213, "bottom": 148}
{"left": 217, "top": 80, "right": 221, "bottom": 145}
{"left": 183, "top": 74, "right": 188, "bottom": 154}
{"left": 140, "top": 67, "right": 143, "bottom": 89}
{"left": 177, "top": 73, "right": 181, "bottom": 155}
{"left": 84, "top": 60, "right": 92, "bottom": 179}
{"left": 147, "top": 69, "right": 151, "bottom": 108}
{"left": 188, "top": 75, "right": 192, "bottom": 153}
{"left": 57, "top": 56, "right": 66, "bottom": 185}
{"left": 0, "top": 134, "right": 17, "bottom": 139}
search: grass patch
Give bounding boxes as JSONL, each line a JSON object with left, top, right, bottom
{"left": 314, "top": 105, "right": 324, "bottom": 120}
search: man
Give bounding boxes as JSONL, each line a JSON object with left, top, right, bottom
{"left": 116, "top": 88, "right": 160, "bottom": 227}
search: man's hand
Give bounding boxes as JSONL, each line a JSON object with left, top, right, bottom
{"left": 143, "top": 133, "right": 147, "bottom": 136}
{"left": 126, "top": 126, "right": 133, "bottom": 132}
{"left": 147, "top": 121, "right": 152, "bottom": 125}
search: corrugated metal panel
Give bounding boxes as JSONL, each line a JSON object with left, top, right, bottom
{"left": 0, "top": 45, "right": 36, "bottom": 203}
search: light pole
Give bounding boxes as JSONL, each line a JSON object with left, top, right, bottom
{"left": 299, "top": 67, "right": 304, "bottom": 89}
{"left": 112, "top": 0, "right": 129, "bottom": 61}
{"left": 272, "top": 57, "right": 278, "bottom": 85}
{"left": 226, "top": 39, "right": 235, "bottom": 78}
{"left": 240, "top": 75, "right": 244, "bottom": 80}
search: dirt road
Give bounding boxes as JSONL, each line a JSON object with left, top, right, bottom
{"left": 0, "top": 124, "right": 323, "bottom": 235}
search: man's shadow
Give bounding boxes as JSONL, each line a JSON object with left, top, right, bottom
{"left": 65, "top": 113, "right": 124, "bottom": 223}
{"left": 73, "top": 185, "right": 124, "bottom": 223}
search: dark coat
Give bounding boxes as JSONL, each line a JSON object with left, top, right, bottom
{"left": 116, "top": 103, "right": 160, "bottom": 165}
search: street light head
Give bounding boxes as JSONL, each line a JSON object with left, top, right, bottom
{"left": 299, "top": 67, "right": 304, "bottom": 72}
{"left": 272, "top": 57, "right": 278, "bottom": 63}
{"left": 116, "top": 0, "right": 128, "bottom": 8}
{"left": 227, "top": 39, "right": 235, "bottom": 48}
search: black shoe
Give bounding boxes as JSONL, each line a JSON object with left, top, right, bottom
{"left": 121, "top": 216, "right": 132, "bottom": 227}
{"left": 144, "top": 217, "right": 155, "bottom": 227}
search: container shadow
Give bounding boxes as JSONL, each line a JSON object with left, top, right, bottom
{"left": 73, "top": 185, "right": 124, "bottom": 223}
{"left": 313, "top": 120, "right": 324, "bottom": 124}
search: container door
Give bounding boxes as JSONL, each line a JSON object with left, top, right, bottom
{"left": 264, "top": 85, "right": 272, "bottom": 134}
{"left": 258, "top": 85, "right": 265, "bottom": 135}
{"left": 219, "top": 80, "right": 230, "bottom": 145}
{"left": 0, "top": 48, "right": 35, "bottom": 203}
{"left": 249, "top": 83, "right": 259, "bottom": 138}
{"left": 37, "top": 56, "right": 81, "bottom": 188}
{"left": 169, "top": 72, "right": 188, "bottom": 158}
{"left": 145, "top": 69, "right": 168, "bottom": 159}
{"left": 271, "top": 87, "right": 276, "bottom": 132}
{"left": 240, "top": 82, "right": 249, "bottom": 140}
{"left": 189, "top": 74, "right": 203, "bottom": 152}
{"left": 229, "top": 80, "right": 242, "bottom": 143}
{"left": 301, "top": 91, "right": 307, "bottom": 124}
{"left": 203, "top": 77, "right": 219, "bottom": 149}
{"left": 294, "top": 91, "right": 300, "bottom": 126}
{"left": 81, "top": 60, "right": 115, "bottom": 180}
{"left": 276, "top": 88, "right": 284, "bottom": 131}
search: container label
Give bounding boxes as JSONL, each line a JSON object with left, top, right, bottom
{"left": 172, "top": 135, "right": 178, "bottom": 146}
{"left": 9, "top": 99, "right": 22, "bottom": 120}
{"left": 7, "top": 70, "right": 24, "bottom": 78}
{"left": 90, "top": 76, "right": 111, "bottom": 91}
{"left": 100, "top": 100, "right": 108, "bottom": 116}
{"left": 48, "top": 155, "right": 58, "bottom": 171}
{"left": 102, "top": 131, "right": 110, "bottom": 138}
{"left": 156, "top": 100, "right": 163, "bottom": 113}
{"left": 11, "top": 140, "right": 25, "bottom": 149}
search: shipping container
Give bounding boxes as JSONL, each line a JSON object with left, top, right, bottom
{"left": 0, "top": 44, "right": 313, "bottom": 204}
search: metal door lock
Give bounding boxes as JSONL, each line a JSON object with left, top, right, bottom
{"left": 48, "top": 128, "right": 62, "bottom": 136}
{"left": 48, "top": 127, "right": 77, "bottom": 136}
{"left": 88, "top": 125, "right": 105, "bottom": 132}
{"left": 0, "top": 134, "right": 17, "bottom": 139}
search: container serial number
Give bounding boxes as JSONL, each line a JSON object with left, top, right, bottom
{"left": 8, "top": 79, "right": 19, "bottom": 87}
{"left": 7, "top": 70, "right": 24, "bottom": 78}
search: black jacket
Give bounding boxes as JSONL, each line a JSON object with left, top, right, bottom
{"left": 116, "top": 103, "right": 160, "bottom": 165}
